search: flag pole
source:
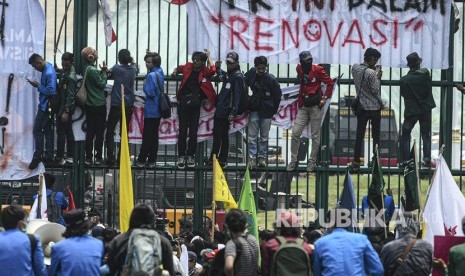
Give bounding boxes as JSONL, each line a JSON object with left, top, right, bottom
{"left": 37, "top": 173, "right": 44, "bottom": 217}
{"left": 375, "top": 144, "right": 387, "bottom": 239}
{"left": 412, "top": 140, "right": 422, "bottom": 219}
{"left": 211, "top": 155, "right": 217, "bottom": 241}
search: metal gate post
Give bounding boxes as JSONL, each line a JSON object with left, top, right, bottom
{"left": 440, "top": 8, "right": 455, "bottom": 165}
{"left": 72, "top": 0, "right": 88, "bottom": 208}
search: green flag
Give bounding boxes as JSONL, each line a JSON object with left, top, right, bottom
{"left": 368, "top": 147, "right": 385, "bottom": 211}
{"left": 238, "top": 168, "right": 259, "bottom": 242}
{"left": 402, "top": 142, "right": 420, "bottom": 211}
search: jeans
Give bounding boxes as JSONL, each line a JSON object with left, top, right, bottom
{"left": 105, "top": 106, "right": 133, "bottom": 161}
{"left": 247, "top": 111, "right": 272, "bottom": 159}
{"left": 85, "top": 105, "right": 107, "bottom": 160}
{"left": 177, "top": 105, "right": 201, "bottom": 157}
{"left": 33, "top": 108, "right": 53, "bottom": 160}
{"left": 210, "top": 117, "right": 230, "bottom": 163}
{"left": 56, "top": 113, "right": 74, "bottom": 158}
{"left": 138, "top": 117, "right": 161, "bottom": 163}
{"left": 354, "top": 110, "right": 381, "bottom": 162}
{"left": 290, "top": 106, "right": 322, "bottom": 163}
{"left": 401, "top": 111, "right": 432, "bottom": 162}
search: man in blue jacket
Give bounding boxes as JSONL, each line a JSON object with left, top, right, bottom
{"left": 28, "top": 53, "right": 57, "bottom": 170}
{"left": 208, "top": 51, "right": 243, "bottom": 168}
{"left": 50, "top": 209, "right": 104, "bottom": 275}
{"left": 0, "top": 205, "right": 47, "bottom": 276}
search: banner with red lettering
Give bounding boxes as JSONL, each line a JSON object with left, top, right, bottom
{"left": 186, "top": 0, "right": 451, "bottom": 69}
{"left": 126, "top": 96, "right": 300, "bottom": 145}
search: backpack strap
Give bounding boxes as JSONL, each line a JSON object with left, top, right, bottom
{"left": 154, "top": 72, "right": 163, "bottom": 96}
{"left": 388, "top": 238, "right": 416, "bottom": 275}
{"left": 27, "top": 234, "right": 37, "bottom": 263}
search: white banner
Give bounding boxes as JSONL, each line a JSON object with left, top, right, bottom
{"left": 85, "top": 83, "right": 332, "bottom": 144}
{"left": 0, "top": 0, "right": 46, "bottom": 180}
{"left": 186, "top": 0, "right": 451, "bottom": 69}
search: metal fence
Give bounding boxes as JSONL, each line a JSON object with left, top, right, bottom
{"left": 2, "top": 0, "right": 465, "bottom": 234}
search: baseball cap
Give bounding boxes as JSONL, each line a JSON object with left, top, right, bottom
{"left": 188, "top": 251, "right": 197, "bottom": 261}
{"left": 299, "top": 51, "right": 313, "bottom": 62}
{"left": 406, "top": 52, "right": 422, "bottom": 66}
{"left": 226, "top": 51, "right": 239, "bottom": 63}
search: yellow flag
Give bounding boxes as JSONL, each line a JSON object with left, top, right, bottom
{"left": 119, "top": 85, "right": 134, "bottom": 232}
{"left": 213, "top": 155, "right": 237, "bottom": 210}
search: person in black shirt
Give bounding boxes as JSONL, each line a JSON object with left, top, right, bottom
{"left": 172, "top": 50, "right": 217, "bottom": 169}
{"left": 244, "top": 56, "right": 281, "bottom": 167}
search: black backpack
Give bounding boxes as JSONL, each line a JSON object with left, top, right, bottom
{"left": 203, "top": 238, "right": 242, "bottom": 276}
{"left": 230, "top": 71, "right": 249, "bottom": 115}
{"left": 47, "top": 192, "right": 60, "bottom": 223}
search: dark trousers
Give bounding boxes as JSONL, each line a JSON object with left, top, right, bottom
{"left": 177, "top": 105, "right": 201, "bottom": 157}
{"left": 138, "top": 117, "right": 161, "bottom": 163}
{"left": 354, "top": 110, "right": 381, "bottom": 162}
{"left": 85, "top": 105, "right": 107, "bottom": 160}
{"left": 105, "top": 106, "right": 133, "bottom": 161}
{"left": 33, "top": 108, "right": 53, "bottom": 160}
{"left": 56, "top": 113, "right": 74, "bottom": 158}
{"left": 401, "top": 111, "right": 432, "bottom": 162}
{"left": 210, "top": 117, "right": 230, "bottom": 163}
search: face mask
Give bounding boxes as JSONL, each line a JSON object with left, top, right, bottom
{"left": 301, "top": 63, "right": 311, "bottom": 74}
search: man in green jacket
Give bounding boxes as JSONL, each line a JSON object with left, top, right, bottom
{"left": 400, "top": 52, "right": 436, "bottom": 167}
{"left": 447, "top": 216, "right": 465, "bottom": 276}
{"left": 80, "top": 47, "right": 108, "bottom": 165}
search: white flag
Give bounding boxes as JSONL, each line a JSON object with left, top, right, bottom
{"left": 28, "top": 173, "right": 48, "bottom": 221}
{"left": 422, "top": 155, "right": 465, "bottom": 248}
{"left": 100, "top": 0, "right": 117, "bottom": 46}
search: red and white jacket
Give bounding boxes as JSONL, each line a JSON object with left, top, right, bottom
{"left": 175, "top": 63, "right": 217, "bottom": 106}
{"left": 296, "top": 64, "right": 334, "bottom": 108}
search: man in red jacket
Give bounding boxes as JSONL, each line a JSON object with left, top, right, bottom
{"left": 172, "top": 49, "right": 217, "bottom": 169}
{"left": 287, "top": 51, "right": 334, "bottom": 172}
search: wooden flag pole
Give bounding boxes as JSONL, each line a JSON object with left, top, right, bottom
{"left": 211, "top": 154, "right": 217, "bottom": 241}
{"left": 37, "top": 173, "right": 44, "bottom": 217}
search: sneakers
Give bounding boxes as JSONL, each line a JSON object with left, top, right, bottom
{"left": 54, "top": 157, "right": 66, "bottom": 166}
{"left": 220, "top": 161, "right": 228, "bottom": 169}
{"left": 306, "top": 161, "right": 316, "bottom": 172}
{"left": 177, "top": 157, "right": 186, "bottom": 169}
{"left": 28, "top": 157, "right": 42, "bottom": 170}
{"left": 65, "top": 156, "right": 73, "bottom": 164}
{"left": 85, "top": 158, "right": 92, "bottom": 165}
{"left": 286, "top": 161, "right": 297, "bottom": 171}
{"left": 135, "top": 160, "right": 145, "bottom": 167}
{"left": 94, "top": 158, "right": 104, "bottom": 165}
{"left": 146, "top": 162, "right": 156, "bottom": 168}
{"left": 248, "top": 158, "right": 256, "bottom": 168}
{"left": 349, "top": 161, "right": 360, "bottom": 172}
{"left": 106, "top": 158, "right": 116, "bottom": 166}
{"left": 422, "top": 160, "right": 432, "bottom": 168}
{"left": 258, "top": 157, "right": 266, "bottom": 167}
{"left": 186, "top": 156, "right": 195, "bottom": 168}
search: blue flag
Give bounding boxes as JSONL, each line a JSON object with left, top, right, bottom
{"left": 338, "top": 170, "right": 360, "bottom": 233}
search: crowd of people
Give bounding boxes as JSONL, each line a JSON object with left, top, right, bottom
{"left": 1, "top": 204, "right": 464, "bottom": 275}
{"left": 26, "top": 47, "right": 286, "bottom": 171}
{"left": 27, "top": 45, "right": 460, "bottom": 173}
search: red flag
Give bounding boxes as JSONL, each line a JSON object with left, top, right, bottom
{"left": 65, "top": 186, "right": 76, "bottom": 211}
{"left": 100, "top": 0, "right": 117, "bottom": 46}
{"left": 163, "top": 0, "right": 190, "bottom": 5}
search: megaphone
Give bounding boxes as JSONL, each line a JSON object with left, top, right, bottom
{"left": 26, "top": 219, "right": 65, "bottom": 265}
